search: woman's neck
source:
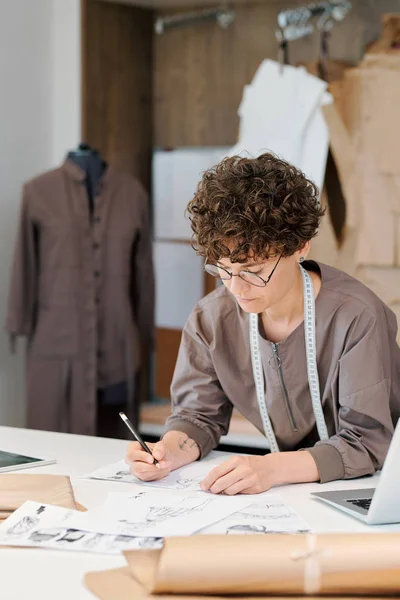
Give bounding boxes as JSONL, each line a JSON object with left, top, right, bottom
{"left": 262, "top": 268, "right": 321, "bottom": 343}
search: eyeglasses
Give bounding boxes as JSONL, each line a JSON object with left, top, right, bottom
{"left": 204, "top": 255, "right": 282, "bottom": 288}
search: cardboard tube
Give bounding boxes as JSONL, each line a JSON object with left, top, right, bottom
{"left": 125, "top": 534, "right": 400, "bottom": 596}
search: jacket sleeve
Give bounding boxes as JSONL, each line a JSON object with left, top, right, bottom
{"left": 131, "top": 184, "right": 154, "bottom": 348}
{"left": 307, "top": 308, "right": 396, "bottom": 483}
{"left": 5, "top": 184, "right": 38, "bottom": 350}
{"left": 164, "top": 311, "right": 234, "bottom": 458}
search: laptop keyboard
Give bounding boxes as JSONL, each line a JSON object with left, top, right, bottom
{"left": 346, "top": 498, "right": 372, "bottom": 511}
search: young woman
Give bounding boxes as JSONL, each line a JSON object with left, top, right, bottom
{"left": 127, "top": 153, "right": 400, "bottom": 495}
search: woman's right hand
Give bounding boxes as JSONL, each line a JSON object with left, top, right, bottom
{"left": 126, "top": 440, "right": 172, "bottom": 482}
{"left": 125, "top": 431, "right": 200, "bottom": 482}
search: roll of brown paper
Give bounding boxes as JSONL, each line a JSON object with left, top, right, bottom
{"left": 124, "top": 534, "right": 400, "bottom": 596}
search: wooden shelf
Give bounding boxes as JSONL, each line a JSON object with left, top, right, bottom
{"left": 141, "top": 401, "right": 264, "bottom": 439}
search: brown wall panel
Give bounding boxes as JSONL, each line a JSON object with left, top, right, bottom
{"left": 155, "top": 328, "right": 183, "bottom": 398}
{"left": 153, "top": 0, "right": 397, "bottom": 148}
{"left": 82, "top": 0, "right": 153, "bottom": 189}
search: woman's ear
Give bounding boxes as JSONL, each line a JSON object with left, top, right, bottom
{"left": 297, "top": 240, "right": 311, "bottom": 263}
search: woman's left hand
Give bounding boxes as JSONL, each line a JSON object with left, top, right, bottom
{"left": 200, "top": 454, "right": 279, "bottom": 495}
{"left": 200, "top": 451, "right": 320, "bottom": 495}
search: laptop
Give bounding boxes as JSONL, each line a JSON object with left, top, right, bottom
{"left": 311, "top": 420, "right": 400, "bottom": 525}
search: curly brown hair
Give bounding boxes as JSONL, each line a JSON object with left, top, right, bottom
{"left": 187, "top": 152, "right": 325, "bottom": 263}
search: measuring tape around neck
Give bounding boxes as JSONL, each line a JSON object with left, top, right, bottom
{"left": 249, "top": 264, "right": 328, "bottom": 451}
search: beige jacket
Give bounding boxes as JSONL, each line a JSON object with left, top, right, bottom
{"left": 165, "top": 261, "right": 400, "bottom": 483}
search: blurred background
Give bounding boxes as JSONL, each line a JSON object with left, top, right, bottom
{"left": 0, "top": 0, "right": 399, "bottom": 451}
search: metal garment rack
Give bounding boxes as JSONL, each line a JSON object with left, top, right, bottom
{"left": 155, "top": 6, "right": 235, "bottom": 35}
{"left": 276, "top": 1, "right": 352, "bottom": 67}
{"left": 277, "top": 1, "right": 352, "bottom": 42}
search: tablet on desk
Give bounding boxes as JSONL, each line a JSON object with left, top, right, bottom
{"left": 0, "top": 450, "right": 56, "bottom": 473}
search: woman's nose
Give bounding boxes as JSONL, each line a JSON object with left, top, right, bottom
{"left": 228, "top": 275, "right": 250, "bottom": 295}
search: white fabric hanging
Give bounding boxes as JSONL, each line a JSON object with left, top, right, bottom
{"left": 230, "top": 59, "right": 332, "bottom": 192}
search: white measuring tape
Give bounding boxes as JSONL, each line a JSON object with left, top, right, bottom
{"left": 249, "top": 264, "right": 328, "bottom": 451}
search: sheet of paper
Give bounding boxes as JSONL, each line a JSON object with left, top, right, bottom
{"left": 198, "top": 493, "right": 311, "bottom": 535}
{"left": 85, "top": 454, "right": 226, "bottom": 492}
{"left": 153, "top": 147, "right": 230, "bottom": 240}
{"left": 63, "top": 488, "right": 254, "bottom": 538}
{"left": 154, "top": 241, "right": 204, "bottom": 329}
{"left": 0, "top": 501, "right": 163, "bottom": 555}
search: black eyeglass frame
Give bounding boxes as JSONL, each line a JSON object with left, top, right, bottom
{"left": 204, "top": 254, "right": 282, "bottom": 288}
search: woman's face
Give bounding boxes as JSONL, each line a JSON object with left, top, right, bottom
{"left": 217, "top": 244, "right": 309, "bottom": 314}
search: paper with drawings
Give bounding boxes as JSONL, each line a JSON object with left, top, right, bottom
{"left": 85, "top": 454, "right": 226, "bottom": 491}
{"left": 63, "top": 489, "right": 253, "bottom": 537}
{"left": 0, "top": 501, "right": 163, "bottom": 555}
{"left": 198, "top": 493, "right": 310, "bottom": 535}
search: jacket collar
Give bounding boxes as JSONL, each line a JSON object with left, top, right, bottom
{"left": 62, "top": 157, "right": 113, "bottom": 185}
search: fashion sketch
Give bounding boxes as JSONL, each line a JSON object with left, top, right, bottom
{"left": 108, "top": 469, "right": 132, "bottom": 481}
{"left": 56, "top": 529, "right": 87, "bottom": 544}
{"left": 29, "top": 528, "right": 66, "bottom": 543}
{"left": 199, "top": 495, "right": 311, "bottom": 535}
{"left": 175, "top": 476, "right": 204, "bottom": 490}
{"left": 117, "top": 498, "right": 211, "bottom": 534}
{"left": 6, "top": 505, "right": 46, "bottom": 536}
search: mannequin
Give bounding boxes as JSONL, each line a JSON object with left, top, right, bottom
{"left": 67, "top": 143, "right": 107, "bottom": 215}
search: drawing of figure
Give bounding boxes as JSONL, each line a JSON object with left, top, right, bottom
{"left": 145, "top": 498, "right": 210, "bottom": 523}
{"left": 56, "top": 529, "right": 87, "bottom": 543}
{"left": 83, "top": 533, "right": 105, "bottom": 549}
{"left": 127, "top": 492, "right": 146, "bottom": 500}
{"left": 234, "top": 510, "right": 294, "bottom": 521}
{"left": 110, "top": 470, "right": 131, "bottom": 480}
{"left": 225, "top": 524, "right": 308, "bottom": 535}
{"left": 225, "top": 524, "right": 268, "bottom": 535}
{"left": 6, "top": 505, "right": 47, "bottom": 537}
{"left": 107, "top": 534, "right": 138, "bottom": 551}
{"left": 108, "top": 535, "right": 162, "bottom": 551}
{"left": 175, "top": 476, "right": 203, "bottom": 490}
{"left": 7, "top": 516, "right": 40, "bottom": 536}
{"left": 138, "top": 537, "right": 163, "bottom": 549}
{"left": 118, "top": 498, "right": 211, "bottom": 533}
{"left": 29, "top": 528, "right": 65, "bottom": 543}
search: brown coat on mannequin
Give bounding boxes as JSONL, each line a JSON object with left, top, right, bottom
{"left": 5, "top": 159, "right": 154, "bottom": 435}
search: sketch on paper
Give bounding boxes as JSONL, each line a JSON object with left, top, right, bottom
{"left": 6, "top": 504, "right": 46, "bottom": 536}
{"left": 198, "top": 494, "right": 311, "bottom": 535}
{"left": 0, "top": 501, "right": 163, "bottom": 555}
{"left": 116, "top": 498, "right": 211, "bottom": 535}
{"left": 65, "top": 489, "right": 253, "bottom": 538}
{"left": 85, "top": 454, "right": 225, "bottom": 492}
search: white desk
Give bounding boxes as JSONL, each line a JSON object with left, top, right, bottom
{"left": 0, "top": 426, "right": 399, "bottom": 600}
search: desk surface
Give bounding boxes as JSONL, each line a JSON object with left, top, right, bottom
{"left": 0, "top": 425, "right": 399, "bottom": 600}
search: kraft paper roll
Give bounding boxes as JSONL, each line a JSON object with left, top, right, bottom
{"left": 124, "top": 533, "right": 400, "bottom": 596}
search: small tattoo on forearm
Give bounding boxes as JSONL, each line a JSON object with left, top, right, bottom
{"left": 178, "top": 437, "right": 199, "bottom": 452}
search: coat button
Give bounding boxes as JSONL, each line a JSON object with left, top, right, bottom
{"left": 93, "top": 243, "right": 100, "bottom": 250}
{"left": 94, "top": 271, "right": 100, "bottom": 278}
